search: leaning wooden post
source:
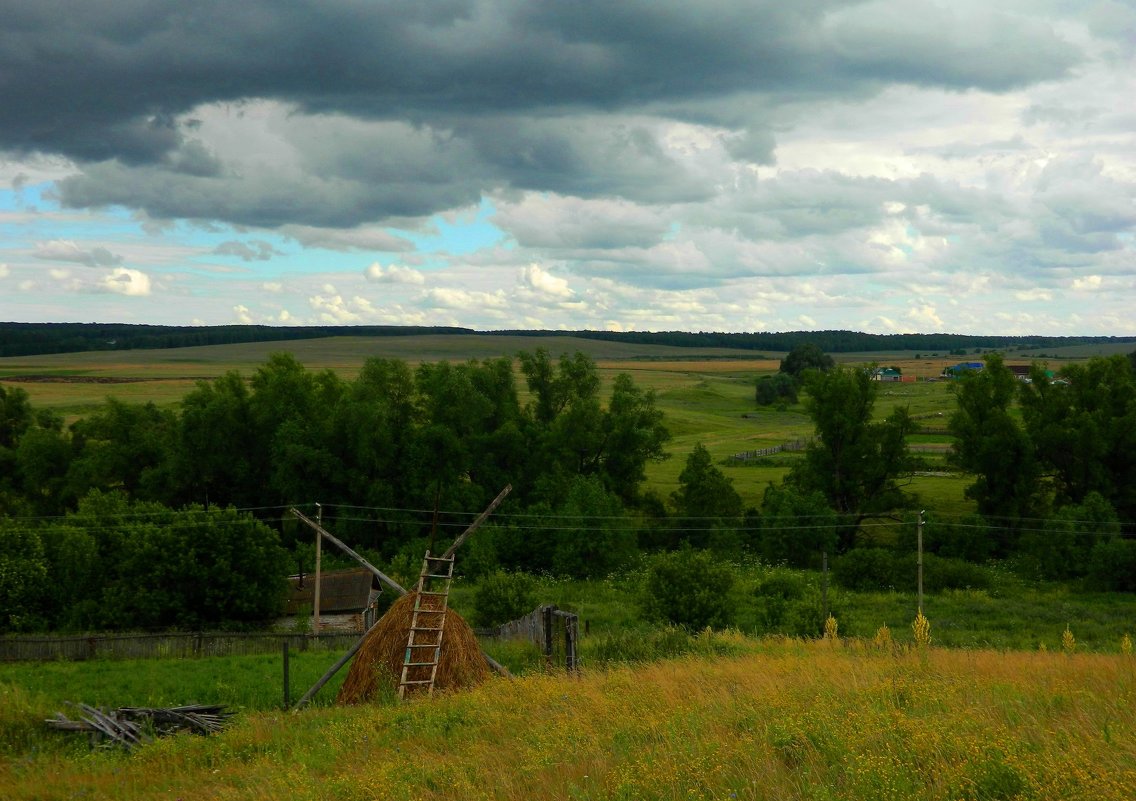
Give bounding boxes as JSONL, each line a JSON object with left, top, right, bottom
{"left": 293, "top": 635, "right": 369, "bottom": 710}
{"left": 291, "top": 508, "right": 407, "bottom": 595}
{"left": 441, "top": 484, "right": 512, "bottom": 559}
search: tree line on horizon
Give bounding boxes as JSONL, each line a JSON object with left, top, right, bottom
{"left": 2, "top": 321, "right": 1134, "bottom": 358}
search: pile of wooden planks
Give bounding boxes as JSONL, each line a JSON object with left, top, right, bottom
{"left": 46, "top": 703, "right": 233, "bottom": 750}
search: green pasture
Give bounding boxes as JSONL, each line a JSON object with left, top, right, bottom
{"left": 0, "top": 334, "right": 977, "bottom": 512}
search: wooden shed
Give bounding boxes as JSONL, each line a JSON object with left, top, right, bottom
{"left": 284, "top": 568, "right": 383, "bottom": 633}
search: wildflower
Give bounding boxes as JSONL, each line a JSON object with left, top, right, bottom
{"left": 824, "top": 615, "right": 838, "bottom": 642}
{"left": 873, "top": 624, "right": 892, "bottom": 650}
{"left": 1121, "top": 633, "right": 1132, "bottom": 656}
{"left": 912, "top": 612, "right": 931, "bottom": 648}
{"left": 1062, "top": 626, "right": 1075, "bottom": 654}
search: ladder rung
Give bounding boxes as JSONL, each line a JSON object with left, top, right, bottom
{"left": 401, "top": 680, "right": 434, "bottom": 686}
{"left": 418, "top": 590, "right": 449, "bottom": 596}
{"left": 404, "top": 661, "right": 438, "bottom": 667}
{"left": 406, "top": 642, "right": 440, "bottom": 648}
{"left": 424, "top": 573, "right": 451, "bottom": 579}
{"left": 412, "top": 625, "right": 444, "bottom": 632}
{"left": 425, "top": 555, "right": 454, "bottom": 562}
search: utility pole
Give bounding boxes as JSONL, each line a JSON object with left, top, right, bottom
{"left": 917, "top": 509, "right": 925, "bottom": 616}
{"left": 313, "top": 502, "right": 322, "bottom": 636}
{"left": 821, "top": 550, "right": 829, "bottom": 620}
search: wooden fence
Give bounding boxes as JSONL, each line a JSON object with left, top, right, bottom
{"left": 730, "top": 438, "right": 809, "bottom": 462}
{"left": 482, "top": 604, "right": 580, "bottom": 671}
{"left": 0, "top": 631, "right": 360, "bottom": 663}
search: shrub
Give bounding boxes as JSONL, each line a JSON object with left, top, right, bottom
{"left": 471, "top": 571, "right": 537, "bottom": 629}
{"left": 1087, "top": 538, "right": 1136, "bottom": 592}
{"left": 753, "top": 571, "right": 806, "bottom": 631}
{"left": 832, "top": 548, "right": 899, "bottom": 591}
{"left": 781, "top": 584, "right": 849, "bottom": 638}
{"left": 834, "top": 548, "right": 993, "bottom": 593}
{"left": 639, "top": 548, "right": 737, "bottom": 630}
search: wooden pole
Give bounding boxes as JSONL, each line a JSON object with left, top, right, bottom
{"left": 291, "top": 508, "right": 408, "bottom": 595}
{"left": 282, "top": 640, "right": 290, "bottom": 709}
{"left": 313, "top": 503, "right": 322, "bottom": 635}
{"left": 917, "top": 510, "right": 925, "bottom": 616}
{"left": 441, "top": 484, "right": 512, "bottom": 559}
{"left": 821, "top": 550, "right": 829, "bottom": 621}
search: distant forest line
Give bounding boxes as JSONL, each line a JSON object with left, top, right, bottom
{"left": 2, "top": 321, "right": 1135, "bottom": 358}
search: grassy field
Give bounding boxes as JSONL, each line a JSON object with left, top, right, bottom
{"left": 0, "top": 334, "right": 973, "bottom": 511}
{"left": 2, "top": 643, "right": 1134, "bottom": 800}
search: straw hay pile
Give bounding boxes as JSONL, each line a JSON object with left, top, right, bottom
{"left": 337, "top": 591, "right": 491, "bottom": 704}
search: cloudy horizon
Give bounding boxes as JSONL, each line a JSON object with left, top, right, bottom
{"left": 2, "top": 1, "right": 1134, "bottom": 335}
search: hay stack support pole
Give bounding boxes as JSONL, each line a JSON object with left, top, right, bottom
{"left": 290, "top": 508, "right": 407, "bottom": 595}
{"left": 290, "top": 488, "right": 513, "bottom": 709}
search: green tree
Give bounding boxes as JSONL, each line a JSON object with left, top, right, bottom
{"left": 67, "top": 492, "right": 289, "bottom": 630}
{"left": 757, "top": 484, "right": 837, "bottom": 567}
{"left": 1020, "top": 355, "right": 1136, "bottom": 526}
{"left": 0, "top": 385, "right": 34, "bottom": 449}
{"left": 755, "top": 372, "right": 798, "bottom": 407}
{"left": 639, "top": 548, "right": 737, "bottom": 630}
{"left": 178, "top": 371, "right": 259, "bottom": 508}
{"left": 67, "top": 399, "right": 180, "bottom": 503}
{"left": 519, "top": 350, "right": 669, "bottom": 505}
{"left": 787, "top": 367, "right": 917, "bottom": 550}
{"left": 670, "top": 444, "right": 743, "bottom": 551}
{"left": 949, "top": 354, "right": 1044, "bottom": 549}
{"left": 779, "top": 343, "right": 835, "bottom": 380}
{"left": 1018, "top": 492, "right": 1120, "bottom": 580}
{"left": 0, "top": 520, "right": 47, "bottom": 632}
{"left": 551, "top": 476, "right": 637, "bottom": 579}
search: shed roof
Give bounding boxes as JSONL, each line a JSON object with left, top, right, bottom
{"left": 285, "top": 568, "right": 380, "bottom": 614}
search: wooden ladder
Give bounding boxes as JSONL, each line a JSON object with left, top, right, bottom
{"left": 398, "top": 552, "right": 455, "bottom": 700}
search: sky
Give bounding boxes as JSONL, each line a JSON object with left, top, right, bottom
{"left": 1, "top": 1, "right": 1134, "bottom": 335}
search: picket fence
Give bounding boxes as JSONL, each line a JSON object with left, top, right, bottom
{"left": 0, "top": 631, "right": 359, "bottom": 663}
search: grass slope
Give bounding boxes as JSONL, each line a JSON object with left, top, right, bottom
{"left": 2, "top": 644, "right": 1134, "bottom": 800}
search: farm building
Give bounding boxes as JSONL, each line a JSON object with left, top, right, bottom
{"left": 942, "top": 361, "right": 984, "bottom": 378}
{"left": 282, "top": 567, "right": 383, "bottom": 633}
{"left": 873, "top": 367, "right": 902, "bottom": 382}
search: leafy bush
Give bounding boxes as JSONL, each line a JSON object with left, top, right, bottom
{"left": 753, "top": 571, "right": 806, "bottom": 630}
{"left": 471, "top": 571, "right": 537, "bottom": 628}
{"left": 639, "top": 548, "right": 737, "bottom": 630}
{"left": 1087, "top": 538, "right": 1136, "bottom": 592}
{"left": 832, "top": 548, "right": 899, "bottom": 591}
{"left": 834, "top": 548, "right": 992, "bottom": 593}
{"left": 588, "top": 626, "right": 747, "bottom": 665}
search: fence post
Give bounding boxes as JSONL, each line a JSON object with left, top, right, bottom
{"left": 542, "top": 606, "right": 554, "bottom": 669}
{"left": 282, "top": 641, "right": 291, "bottom": 709}
{"left": 565, "top": 615, "right": 578, "bottom": 672}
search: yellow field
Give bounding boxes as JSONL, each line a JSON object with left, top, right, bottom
{"left": 4, "top": 641, "right": 1133, "bottom": 800}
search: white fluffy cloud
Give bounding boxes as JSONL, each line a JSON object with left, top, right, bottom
{"left": 100, "top": 267, "right": 151, "bottom": 296}
{"left": 364, "top": 262, "right": 425, "bottom": 284}
{"left": 521, "top": 264, "right": 572, "bottom": 298}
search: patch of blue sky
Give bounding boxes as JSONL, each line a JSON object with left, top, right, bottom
{"left": 400, "top": 198, "right": 504, "bottom": 257}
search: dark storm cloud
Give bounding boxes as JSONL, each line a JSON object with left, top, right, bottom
{"left": 1, "top": 1, "right": 1080, "bottom": 162}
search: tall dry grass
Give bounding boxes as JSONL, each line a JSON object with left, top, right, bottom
{"left": 3, "top": 642, "right": 1134, "bottom": 800}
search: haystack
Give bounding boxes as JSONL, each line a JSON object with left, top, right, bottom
{"left": 337, "top": 591, "right": 491, "bottom": 704}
